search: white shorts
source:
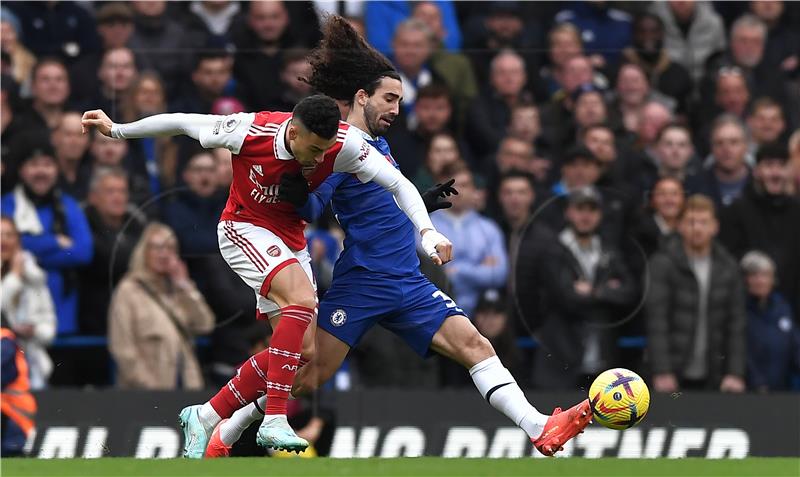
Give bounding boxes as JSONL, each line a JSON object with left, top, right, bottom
{"left": 218, "top": 220, "right": 315, "bottom": 319}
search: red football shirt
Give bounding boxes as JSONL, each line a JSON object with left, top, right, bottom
{"left": 197, "top": 111, "right": 383, "bottom": 250}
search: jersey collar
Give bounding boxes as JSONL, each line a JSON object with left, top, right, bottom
{"left": 274, "top": 117, "right": 294, "bottom": 161}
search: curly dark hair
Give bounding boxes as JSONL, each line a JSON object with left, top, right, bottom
{"left": 305, "top": 15, "right": 399, "bottom": 103}
{"left": 292, "top": 94, "right": 341, "bottom": 139}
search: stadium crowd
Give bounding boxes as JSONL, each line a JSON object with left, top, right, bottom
{"left": 1, "top": 0, "right": 799, "bottom": 395}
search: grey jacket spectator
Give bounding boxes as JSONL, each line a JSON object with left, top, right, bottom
{"left": 646, "top": 195, "right": 746, "bottom": 392}
{"left": 650, "top": 1, "right": 726, "bottom": 82}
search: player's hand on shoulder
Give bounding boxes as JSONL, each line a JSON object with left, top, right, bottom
{"left": 81, "top": 109, "right": 114, "bottom": 136}
{"left": 279, "top": 172, "right": 310, "bottom": 207}
{"left": 422, "top": 178, "right": 459, "bottom": 213}
{"left": 421, "top": 229, "right": 453, "bottom": 266}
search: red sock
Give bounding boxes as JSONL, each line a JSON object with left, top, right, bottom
{"left": 265, "top": 305, "right": 314, "bottom": 415}
{"left": 209, "top": 348, "right": 271, "bottom": 419}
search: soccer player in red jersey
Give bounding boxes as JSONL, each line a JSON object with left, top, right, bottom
{"left": 81, "top": 95, "right": 452, "bottom": 456}
{"left": 205, "top": 16, "right": 591, "bottom": 459}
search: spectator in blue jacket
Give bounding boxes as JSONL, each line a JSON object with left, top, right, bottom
{"left": 163, "top": 150, "right": 226, "bottom": 260}
{"left": 555, "top": 1, "right": 633, "bottom": 67}
{"left": 365, "top": 1, "right": 462, "bottom": 55}
{"left": 741, "top": 251, "right": 800, "bottom": 392}
{"left": 429, "top": 162, "right": 508, "bottom": 316}
{"left": 0, "top": 131, "right": 93, "bottom": 335}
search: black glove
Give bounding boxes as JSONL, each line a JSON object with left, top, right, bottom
{"left": 421, "top": 178, "right": 459, "bottom": 212}
{"left": 278, "top": 172, "right": 310, "bottom": 207}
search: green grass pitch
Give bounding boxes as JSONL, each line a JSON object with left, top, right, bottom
{"left": 2, "top": 458, "right": 799, "bottom": 477}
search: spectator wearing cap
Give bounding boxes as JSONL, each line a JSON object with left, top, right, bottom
{"left": 1, "top": 7, "right": 36, "bottom": 94}
{"left": 170, "top": 50, "right": 235, "bottom": 114}
{"left": 535, "top": 186, "right": 636, "bottom": 389}
{"left": 4, "top": 2, "right": 98, "bottom": 61}
{"left": 555, "top": 1, "right": 632, "bottom": 67}
{"left": 720, "top": 142, "right": 800, "bottom": 319}
{"left": 69, "top": 2, "right": 135, "bottom": 105}
{"left": 696, "top": 115, "right": 752, "bottom": 210}
{"left": 620, "top": 13, "right": 693, "bottom": 114}
{"left": 649, "top": 0, "right": 726, "bottom": 82}
{"left": 0, "top": 131, "right": 93, "bottom": 336}
{"left": 466, "top": 50, "right": 532, "bottom": 159}
{"left": 740, "top": 251, "right": 800, "bottom": 392}
{"left": 646, "top": 194, "right": 746, "bottom": 393}
{"left": 548, "top": 145, "right": 634, "bottom": 252}
{"left": 430, "top": 163, "right": 508, "bottom": 317}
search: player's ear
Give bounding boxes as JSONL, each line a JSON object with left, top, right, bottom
{"left": 356, "top": 89, "right": 369, "bottom": 107}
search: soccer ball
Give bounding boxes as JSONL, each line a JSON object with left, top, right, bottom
{"left": 589, "top": 368, "right": 650, "bottom": 430}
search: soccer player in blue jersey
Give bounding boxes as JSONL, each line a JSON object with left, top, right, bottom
{"left": 205, "top": 16, "right": 590, "bottom": 457}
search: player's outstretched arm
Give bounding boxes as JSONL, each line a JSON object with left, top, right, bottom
{"left": 82, "top": 110, "right": 254, "bottom": 153}
{"left": 334, "top": 135, "right": 452, "bottom": 265}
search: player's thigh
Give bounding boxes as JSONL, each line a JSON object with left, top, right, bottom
{"left": 430, "top": 314, "right": 496, "bottom": 368}
{"left": 218, "top": 220, "right": 317, "bottom": 311}
{"left": 294, "top": 328, "right": 351, "bottom": 396}
{"left": 316, "top": 276, "right": 395, "bottom": 354}
{"left": 383, "top": 277, "right": 470, "bottom": 359}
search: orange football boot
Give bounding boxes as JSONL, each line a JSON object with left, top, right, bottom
{"left": 204, "top": 419, "right": 231, "bottom": 458}
{"left": 532, "top": 399, "right": 592, "bottom": 456}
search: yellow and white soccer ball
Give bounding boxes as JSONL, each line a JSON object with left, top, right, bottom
{"left": 589, "top": 368, "right": 650, "bottom": 430}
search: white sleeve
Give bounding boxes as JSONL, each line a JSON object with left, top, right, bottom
{"left": 111, "top": 112, "right": 255, "bottom": 154}
{"left": 334, "top": 131, "right": 434, "bottom": 233}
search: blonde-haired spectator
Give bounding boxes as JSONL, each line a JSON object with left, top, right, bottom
{"left": 0, "top": 216, "right": 56, "bottom": 389}
{"left": 109, "top": 223, "right": 214, "bottom": 390}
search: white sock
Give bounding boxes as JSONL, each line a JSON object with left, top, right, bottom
{"left": 219, "top": 396, "right": 267, "bottom": 446}
{"left": 469, "top": 355, "right": 548, "bottom": 440}
{"left": 199, "top": 402, "right": 222, "bottom": 433}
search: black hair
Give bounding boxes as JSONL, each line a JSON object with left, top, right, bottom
{"left": 192, "top": 50, "right": 231, "bottom": 71}
{"left": 31, "top": 56, "right": 68, "bottom": 80}
{"left": 292, "top": 94, "right": 341, "bottom": 139}
{"left": 306, "top": 15, "right": 399, "bottom": 103}
{"left": 498, "top": 169, "right": 536, "bottom": 189}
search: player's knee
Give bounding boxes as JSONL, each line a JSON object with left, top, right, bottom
{"left": 289, "top": 294, "right": 317, "bottom": 313}
{"left": 468, "top": 331, "right": 495, "bottom": 359}
{"left": 301, "top": 342, "right": 316, "bottom": 364}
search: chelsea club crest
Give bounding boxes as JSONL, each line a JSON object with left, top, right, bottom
{"left": 330, "top": 309, "right": 347, "bottom": 327}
